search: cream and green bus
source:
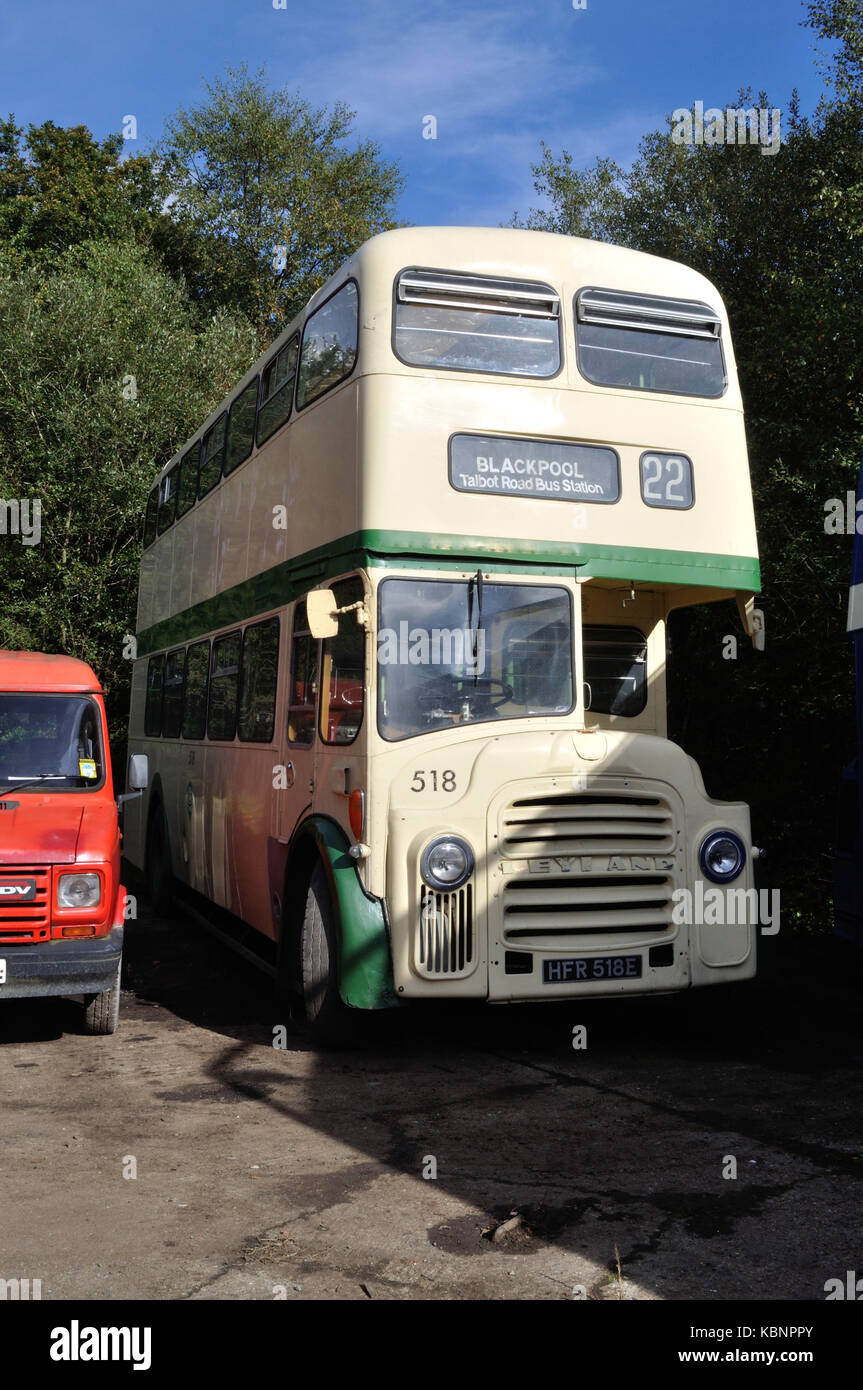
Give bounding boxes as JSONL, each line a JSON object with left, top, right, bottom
{"left": 124, "top": 226, "right": 763, "bottom": 1041}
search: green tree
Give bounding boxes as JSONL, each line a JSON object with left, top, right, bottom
{"left": 511, "top": 5, "right": 863, "bottom": 929}
{"left": 0, "top": 240, "right": 258, "bottom": 741}
{"left": 155, "top": 65, "right": 404, "bottom": 341}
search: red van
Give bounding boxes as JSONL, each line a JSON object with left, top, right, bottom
{"left": 0, "top": 652, "right": 146, "bottom": 1034}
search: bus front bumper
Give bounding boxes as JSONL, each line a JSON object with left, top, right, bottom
{"left": 0, "top": 926, "right": 123, "bottom": 998}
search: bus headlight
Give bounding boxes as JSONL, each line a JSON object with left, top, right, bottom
{"left": 699, "top": 831, "right": 746, "bottom": 884}
{"left": 57, "top": 872, "right": 102, "bottom": 909}
{"left": 420, "top": 836, "right": 474, "bottom": 890}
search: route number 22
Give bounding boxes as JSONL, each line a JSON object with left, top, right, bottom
{"left": 640, "top": 452, "right": 693, "bottom": 509}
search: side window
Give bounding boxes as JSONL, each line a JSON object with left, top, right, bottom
{"left": 583, "top": 626, "right": 648, "bottom": 717}
{"left": 162, "top": 648, "right": 187, "bottom": 738}
{"left": 226, "top": 377, "right": 259, "bottom": 475}
{"left": 143, "top": 487, "right": 158, "bottom": 549}
{"left": 176, "top": 444, "right": 199, "bottom": 519}
{"left": 157, "top": 464, "right": 179, "bottom": 535}
{"left": 207, "top": 631, "right": 241, "bottom": 740}
{"left": 287, "top": 601, "right": 318, "bottom": 746}
{"left": 182, "top": 640, "right": 210, "bottom": 739}
{"left": 199, "top": 414, "right": 227, "bottom": 497}
{"left": 238, "top": 618, "right": 280, "bottom": 742}
{"left": 320, "top": 576, "right": 365, "bottom": 745}
{"left": 144, "top": 655, "right": 165, "bottom": 737}
{"left": 258, "top": 338, "right": 298, "bottom": 444}
{"left": 296, "top": 283, "right": 358, "bottom": 409}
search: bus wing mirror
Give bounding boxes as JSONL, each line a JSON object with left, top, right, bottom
{"left": 736, "top": 595, "right": 765, "bottom": 651}
{"left": 307, "top": 589, "right": 340, "bottom": 639}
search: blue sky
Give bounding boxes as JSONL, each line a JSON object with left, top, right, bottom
{"left": 0, "top": 0, "right": 834, "bottom": 227}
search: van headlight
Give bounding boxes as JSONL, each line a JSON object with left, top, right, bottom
{"left": 57, "top": 873, "right": 101, "bottom": 908}
{"left": 699, "top": 831, "right": 746, "bottom": 884}
{"left": 420, "top": 836, "right": 474, "bottom": 890}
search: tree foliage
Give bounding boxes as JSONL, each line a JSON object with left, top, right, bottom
{"left": 0, "top": 241, "right": 258, "bottom": 736}
{"left": 155, "top": 65, "right": 404, "bottom": 339}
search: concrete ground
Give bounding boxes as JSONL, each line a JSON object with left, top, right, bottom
{"left": 1, "top": 899, "right": 861, "bottom": 1302}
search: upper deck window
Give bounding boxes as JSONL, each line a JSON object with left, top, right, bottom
{"left": 575, "top": 288, "right": 725, "bottom": 397}
{"left": 176, "top": 443, "right": 199, "bottom": 518}
{"left": 157, "top": 464, "right": 179, "bottom": 535}
{"left": 142, "top": 487, "right": 158, "bottom": 549}
{"left": 296, "top": 282, "right": 358, "bottom": 409}
{"left": 199, "top": 414, "right": 227, "bottom": 497}
{"left": 226, "top": 376, "right": 260, "bottom": 473}
{"left": 394, "top": 269, "right": 561, "bottom": 378}
{"left": 258, "top": 339, "right": 298, "bottom": 443}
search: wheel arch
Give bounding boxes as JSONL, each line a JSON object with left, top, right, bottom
{"left": 281, "top": 815, "right": 397, "bottom": 1011}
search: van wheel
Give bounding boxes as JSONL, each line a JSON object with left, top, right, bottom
{"left": 82, "top": 957, "right": 121, "bottom": 1035}
{"left": 300, "top": 863, "right": 356, "bottom": 1047}
{"left": 146, "top": 806, "right": 173, "bottom": 916}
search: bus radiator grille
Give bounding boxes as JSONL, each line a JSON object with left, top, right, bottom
{"left": 497, "top": 792, "right": 677, "bottom": 949}
{"left": 417, "top": 884, "right": 474, "bottom": 977}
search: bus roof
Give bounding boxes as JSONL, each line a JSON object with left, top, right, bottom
{"left": 0, "top": 651, "right": 103, "bottom": 694}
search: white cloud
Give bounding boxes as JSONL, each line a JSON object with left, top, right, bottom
{"left": 278, "top": 0, "right": 600, "bottom": 146}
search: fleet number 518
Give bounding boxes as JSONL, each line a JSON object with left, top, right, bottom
{"left": 411, "top": 770, "right": 457, "bottom": 793}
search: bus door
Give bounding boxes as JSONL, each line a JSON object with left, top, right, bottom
{"left": 276, "top": 599, "right": 320, "bottom": 842}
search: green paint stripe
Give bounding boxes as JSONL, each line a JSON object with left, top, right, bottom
{"left": 136, "top": 529, "right": 760, "bottom": 654}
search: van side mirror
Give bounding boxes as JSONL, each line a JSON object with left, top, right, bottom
{"left": 129, "top": 754, "right": 149, "bottom": 791}
{"left": 119, "top": 754, "right": 149, "bottom": 810}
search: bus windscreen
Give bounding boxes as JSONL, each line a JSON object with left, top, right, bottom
{"left": 377, "top": 578, "right": 573, "bottom": 740}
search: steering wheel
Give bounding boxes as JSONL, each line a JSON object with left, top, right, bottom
{"left": 416, "top": 675, "right": 514, "bottom": 714}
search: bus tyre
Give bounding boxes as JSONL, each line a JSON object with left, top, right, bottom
{"left": 300, "top": 863, "right": 356, "bottom": 1047}
{"left": 146, "top": 806, "right": 174, "bottom": 917}
{"left": 82, "top": 957, "right": 121, "bottom": 1036}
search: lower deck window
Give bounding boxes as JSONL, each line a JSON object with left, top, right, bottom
{"left": 182, "top": 640, "right": 210, "bottom": 739}
{"left": 207, "top": 632, "right": 241, "bottom": 741}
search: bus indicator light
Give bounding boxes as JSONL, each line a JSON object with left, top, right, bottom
{"left": 349, "top": 789, "right": 365, "bottom": 840}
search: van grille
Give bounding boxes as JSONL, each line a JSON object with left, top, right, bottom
{"left": 417, "top": 884, "right": 474, "bottom": 977}
{"left": 496, "top": 791, "right": 677, "bottom": 949}
{"left": 0, "top": 866, "right": 51, "bottom": 943}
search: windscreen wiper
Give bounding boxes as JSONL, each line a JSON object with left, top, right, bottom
{"left": 467, "top": 569, "right": 484, "bottom": 685}
{"left": 0, "top": 773, "right": 65, "bottom": 796}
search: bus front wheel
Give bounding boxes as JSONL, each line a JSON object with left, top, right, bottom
{"left": 300, "top": 862, "right": 356, "bottom": 1047}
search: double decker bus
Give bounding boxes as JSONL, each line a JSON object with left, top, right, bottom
{"left": 124, "top": 227, "right": 762, "bottom": 1040}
